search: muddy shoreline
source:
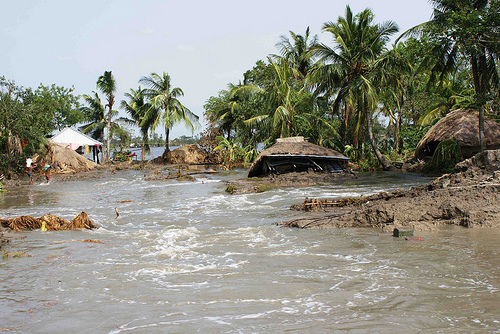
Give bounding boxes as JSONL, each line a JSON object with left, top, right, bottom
{"left": 225, "top": 170, "right": 357, "bottom": 194}
{"left": 279, "top": 150, "right": 500, "bottom": 232}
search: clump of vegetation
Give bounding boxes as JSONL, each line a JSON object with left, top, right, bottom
{"left": 113, "top": 150, "right": 133, "bottom": 162}
{"left": 424, "top": 139, "right": 462, "bottom": 174}
{"left": 2, "top": 251, "right": 31, "bottom": 259}
{"left": 214, "top": 136, "right": 257, "bottom": 169}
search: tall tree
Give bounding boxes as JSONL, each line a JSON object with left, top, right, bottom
{"left": 402, "top": 0, "right": 500, "bottom": 152}
{"left": 309, "top": 6, "right": 398, "bottom": 170}
{"left": 79, "top": 91, "right": 107, "bottom": 144}
{"left": 96, "top": 71, "right": 117, "bottom": 161}
{"left": 139, "top": 72, "right": 199, "bottom": 160}
{"left": 120, "top": 87, "right": 152, "bottom": 161}
{"left": 275, "top": 27, "right": 318, "bottom": 81}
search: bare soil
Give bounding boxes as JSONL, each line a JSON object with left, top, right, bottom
{"left": 225, "top": 171, "right": 357, "bottom": 194}
{"left": 278, "top": 150, "right": 500, "bottom": 231}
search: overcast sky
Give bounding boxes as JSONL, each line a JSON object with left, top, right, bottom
{"left": 3, "top": 0, "right": 434, "bottom": 139}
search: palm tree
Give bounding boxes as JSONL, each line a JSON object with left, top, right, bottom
{"left": 275, "top": 27, "right": 318, "bottom": 81}
{"left": 120, "top": 87, "right": 152, "bottom": 161}
{"left": 139, "top": 72, "right": 199, "bottom": 160}
{"left": 80, "top": 91, "right": 114, "bottom": 163}
{"left": 400, "top": 0, "right": 500, "bottom": 152}
{"left": 80, "top": 91, "right": 106, "bottom": 144}
{"left": 309, "top": 6, "right": 398, "bottom": 170}
{"left": 244, "top": 58, "right": 308, "bottom": 142}
{"left": 242, "top": 57, "right": 339, "bottom": 146}
{"left": 96, "top": 71, "right": 117, "bottom": 161}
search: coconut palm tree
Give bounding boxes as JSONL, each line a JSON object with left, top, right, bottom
{"left": 242, "top": 57, "right": 339, "bottom": 146}
{"left": 275, "top": 27, "right": 318, "bottom": 81}
{"left": 400, "top": 0, "right": 500, "bottom": 152}
{"left": 309, "top": 6, "right": 398, "bottom": 170}
{"left": 79, "top": 91, "right": 119, "bottom": 163}
{"left": 139, "top": 72, "right": 199, "bottom": 160}
{"left": 96, "top": 71, "right": 117, "bottom": 161}
{"left": 120, "top": 87, "right": 152, "bottom": 161}
{"left": 80, "top": 91, "right": 106, "bottom": 144}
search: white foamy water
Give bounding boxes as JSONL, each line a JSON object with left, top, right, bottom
{"left": 1, "top": 170, "right": 499, "bottom": 333}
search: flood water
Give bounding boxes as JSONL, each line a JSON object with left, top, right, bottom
{"left": 1, "top": 170, "right": 499, "bottom": 333}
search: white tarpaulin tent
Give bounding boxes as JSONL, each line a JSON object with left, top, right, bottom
{"left": 51, "top": 127, "right": 103, "bottom": 163}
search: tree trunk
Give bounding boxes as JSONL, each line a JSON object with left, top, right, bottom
{"left": 141, "top": 139, "right": 145, "bottom": 161}
{"left": 364, "top": 98, "right": 396, "bottom": 171}
{"left": 479, "top": 105, "right": 486, "bottom": 152}
{"left": 470, "top": 52, "right": 486, "bottom": 152}
{"left": 106, "top": 108, "right": 111, "bottom": 161}
{"left": 163, "top": 126, "right": 170, "bottom": 162}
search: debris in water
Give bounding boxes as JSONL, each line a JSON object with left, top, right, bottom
{"left": 0, "top": 212, "right": 97, "bottom": 231}
{"left": 53, "top": 239, "right": 103, "bottom": 244}
{"left": 405, "top": 236, "right": 424, "bottom": 242}
{"left": 393, "top": 226, "right": 414, "bottom": 237}
{"left": 291, "top": 197, "right": 368, "bottom": 211}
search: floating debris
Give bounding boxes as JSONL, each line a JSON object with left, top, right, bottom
{"left": 393, "top": 226, "right": 414, "bottom": 238}
{"left": 291, "top": 197, "right": 368, "bottom": 211}
{"left": 0, "top": 212, "right": 97, "bottom": 231}
{"left": 53, "top": 239, "right": 103, "bottom": 244}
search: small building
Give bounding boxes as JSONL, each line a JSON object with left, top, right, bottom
{"left": 414, "top": 109, "right": 500, "bottom": 159}
{"left": 248, "top": 136, "right": 349, "bottom": 177}
{"left": 50, "top": 127, "right": 103, "bottom": 163}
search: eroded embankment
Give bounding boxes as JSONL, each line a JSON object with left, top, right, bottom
{"left": 279, "top": 150, "right": 500, "bottom": 231}
{"left": 226, "top": 171, "right": 357, "bottom": 194}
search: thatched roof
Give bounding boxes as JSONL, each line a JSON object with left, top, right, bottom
{"left": 415, "top": 109, "right": 500, "bottom": 158}
{"left": 248, "top": 137, "right": 347, "bottom": 176}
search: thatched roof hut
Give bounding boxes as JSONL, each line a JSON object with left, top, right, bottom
{"left": 248, "top": 137, "right": 349, "bottom": 177}
{"left": 415, "top": 109, "right": 500, "bottom": 159}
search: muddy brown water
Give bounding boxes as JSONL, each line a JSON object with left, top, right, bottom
{"left": 0, "top": 170, "right": 499, "bottom": 333}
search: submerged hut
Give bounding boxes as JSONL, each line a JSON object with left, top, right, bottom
{"left": 248, "top": 137, "right": 349, "bottom": 177}
{"left": 414, "top": 109, "right": 500, "bottom": 159}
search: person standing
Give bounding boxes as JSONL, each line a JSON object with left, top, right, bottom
{"left": 44, "top": 165, "right": 52, "bottom": 183}
{"left": 27, "top": 163, "right": 36, "bottom": 185}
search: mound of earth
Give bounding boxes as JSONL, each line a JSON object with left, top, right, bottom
{"left": 169, "top": 144, "right": 210, "bottom": 164}
{"left": 279, "top": 150, "right": 500, "bottom": 231}
{"left": 33, "top": 141, "right": 96, "bottom": 174}
{"left": 152, "top": 145, "right": 210, "bottom": 165}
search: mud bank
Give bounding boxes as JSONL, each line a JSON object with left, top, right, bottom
{"left": 226, "top": 171, "right": 357, "bottom": 194}
{"left": 279, "top": 150, "right": 500, "bottom": 231}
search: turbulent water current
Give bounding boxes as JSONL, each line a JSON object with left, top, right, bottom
{"left": 1, "top": 170, "right": 499, "bottom": 333}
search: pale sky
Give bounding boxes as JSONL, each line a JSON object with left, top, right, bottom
{"left": 2, "top": 0, "right": 433, "bottom": 139}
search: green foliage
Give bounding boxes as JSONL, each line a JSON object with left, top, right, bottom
{"left": 0, "top": 77, "right": 79, "bottom": 175}
{"left": 213, "top": 136, "right": 257, "bottom": 169}
{"left": 170, "top": 135, "right": 198, "bottom": 146}
{"left": 400, "top": 124, "right": 431, "bottom": 151}
{"left": 423, "top": 139, "right": 462, "bottom": 174}
{"left": 113, "top": 150, "right": 132, "bottom": 162}
{"left": 139, "top": 72, "right": 199, "bottom": 156}
{"left": 32, "top": 84, "right": 82, "bottom": 131}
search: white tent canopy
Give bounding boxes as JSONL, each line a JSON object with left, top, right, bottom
{"left": 51, "top": 127, "right": 102, "bottom": 149}
{"left": 51, "top": 127, "right": 103, "bottom": 163}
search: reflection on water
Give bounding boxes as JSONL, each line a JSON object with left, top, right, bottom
{"left": 0, "top": 171, "right": 498, "bottom": 333}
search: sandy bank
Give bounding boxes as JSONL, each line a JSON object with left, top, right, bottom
{"left": 279, "top": 150, "right": 500, "bottom": 231}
